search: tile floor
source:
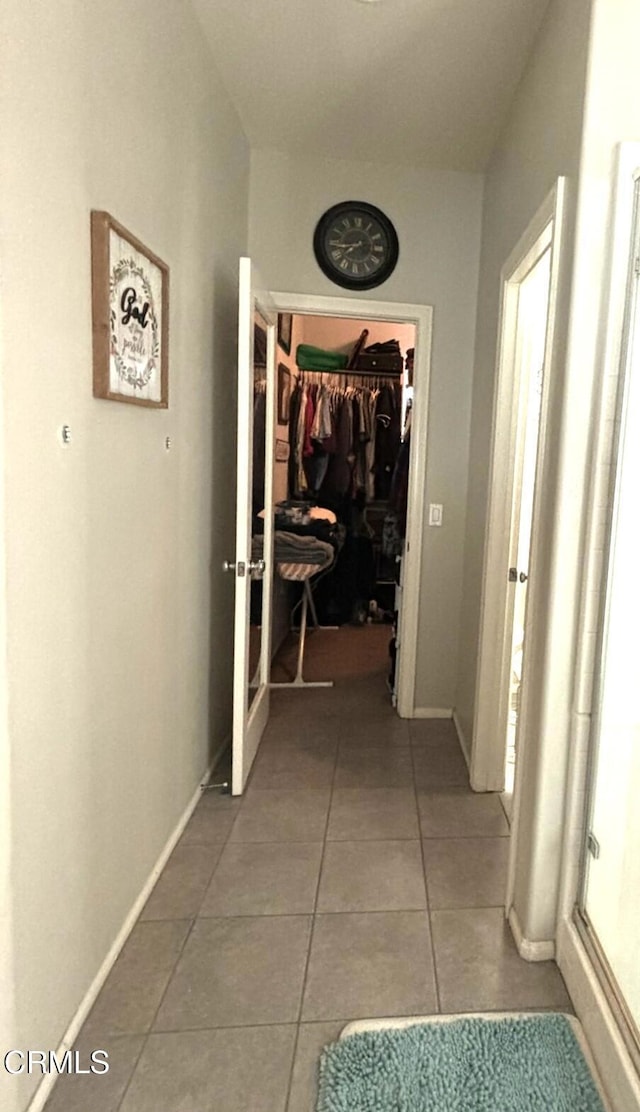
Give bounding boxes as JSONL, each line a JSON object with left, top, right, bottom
{"left": 45, "top": 626, "right": 571, "bottom": 1112}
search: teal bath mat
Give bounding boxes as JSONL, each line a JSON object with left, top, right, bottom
{"left": 317, "top": 1013, "right": 607, "bottom": 1111}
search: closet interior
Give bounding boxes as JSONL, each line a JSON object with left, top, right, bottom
{"left": 254, "top": 312, "right": 416, "bottom": 699}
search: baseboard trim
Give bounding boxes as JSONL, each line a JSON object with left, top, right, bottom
{"left": 508, "top": 905, "right": 555, "bottom": 962}
{"left": 557, "top": 917, "right": 640, "bottom": 1112}
{"left": 452, "top": 709, "right": 470, "bottom": 767}
{"left": 27, "top": 760, "right": 215, "bottom": 1112}
{"left": 411, "top": 707, "right": 453, "bottom": 719}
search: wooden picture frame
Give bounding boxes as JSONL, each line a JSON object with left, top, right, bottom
{"left": 275, "top": 439, "right": 290, "bottom": 462}
{"left": 91, "top": 211, "right": 169, "bottom": 407}
{"left": 277, "top": 364, "right": 292, "bottom": 424}
{"left": 277, "top": 312, "right": 292, "bottom": 356}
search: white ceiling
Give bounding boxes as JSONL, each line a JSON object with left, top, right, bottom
{"left": 192, "top": 0, "right": 550, "bottom": 172}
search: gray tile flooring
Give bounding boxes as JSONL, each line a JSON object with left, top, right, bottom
{"left": 44, "top": 630, "right": 571, "bottom": 1112}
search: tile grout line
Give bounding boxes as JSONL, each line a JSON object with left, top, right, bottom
{"left": 113, "top": 917, "right": 197, "bottom": 1112}
{"left": 410, "top": 740, "right": 443, "bottom": 1015}
{"left": 124, "top": 1002, "right": 573, "bottom": 1040}
{"left": 111, "top": 1032, "right": 149, "bottom": 1112}
{"left": 282, "top": 716, "right": 342, "bottom": 1112}
{"left": 165, "top": 905, "right": 463, "bottom": 922}
{"left": 113, "top": 794, "right": 239, "bottom": 1112}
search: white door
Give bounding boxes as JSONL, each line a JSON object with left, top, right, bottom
{"left": 472, "top": 180, "right": 565, "bottom": 795}
{"left": 228, "top": 258, "right": 276, "bottom": 795}
{"left": 502, "top": 246, "right": 551, "bottom": 812}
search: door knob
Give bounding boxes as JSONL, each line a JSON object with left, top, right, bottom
{"left": 222, "top": 560, "right": 236, "bottom": 573}
{"left": 519, "top": 571, "right": 528, "bottom": 583}
{"left": 247, "top": 559, "right": 265, "bottom": 574}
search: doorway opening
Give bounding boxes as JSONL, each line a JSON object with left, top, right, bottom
{"left": 265, "top": 292, "right": 431, "bottom": 723}
{"left": 502, "top": 246, "right": 552, "bottom": 813}
{"left": 471, "top": 181, "right": 565, "bottom": 836}
{"left": 230, "top": 272, "right": 432, "bottom": 794}
{"left": 265, "top": 310, "right": 416, "bottom": 703}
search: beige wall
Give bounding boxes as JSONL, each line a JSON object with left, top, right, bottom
{"left": 0, "top": 1, "right": 249, "bottom": 1108}
{"left": 455, "top": 0, "right": 592, "bottom": 751}
{"left": 250, "top": 151, "right": 483, "bottom": 709}
{"left": 455, "top": 0, "right": 594, "bottom": 959}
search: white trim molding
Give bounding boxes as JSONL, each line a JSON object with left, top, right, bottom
{"left": 558, "top": 919, "right": 640, "bottom": 1112}
{"left": 507, "top": 905, "right": 555, "bottom": 962}
{"left": 452, "top": 709, "right": 470, "bottom": 768}
{"left": 411, "top": 706, "right": 453, "bottom": 719}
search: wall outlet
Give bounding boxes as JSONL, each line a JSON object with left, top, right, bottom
{"left": 428, "top": 503, "right": 443, "bottom": 526}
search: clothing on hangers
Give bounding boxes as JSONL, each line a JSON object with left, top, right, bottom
{"left": 287, "top": 368, "right": 402, "bottom": 502}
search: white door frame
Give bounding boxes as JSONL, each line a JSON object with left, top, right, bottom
{"left": 270, "top": 290, "right": 433, "bottom": 718}
{"left": 554, "top": 143, "right": 640, "bottom": 1110}
{"left": 471, "top": 180, "right": 566, "bottom": 795}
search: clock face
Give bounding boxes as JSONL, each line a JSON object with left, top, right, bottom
{"left": 313, "top": 201, "right": 399, "bottom": 290}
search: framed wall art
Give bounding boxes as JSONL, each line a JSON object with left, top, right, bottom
{"left": 277, "top": 364, "right": 292, "bottom": 424}
{"left": 277, "top": 312, "right": 292, "bottom": 356}
{"left": 91, "top": 211, "right": 169, "bottom": 407}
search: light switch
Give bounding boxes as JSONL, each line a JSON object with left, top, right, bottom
{"left": 428, "top": 503, "right": 443, "bottom": 526}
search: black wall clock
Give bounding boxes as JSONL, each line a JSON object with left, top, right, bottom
{"left": 313, "top": 201, "right": 399, "bottom": 291}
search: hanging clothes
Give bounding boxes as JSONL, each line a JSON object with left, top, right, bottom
{"left": 296, "top": 384, "right": 309, "bottom": 492}
{"left": 287, "top": 370, "right": 403, "bottom": 503}
{"left": 374, "top": 384, "right": 402, "bottom": 499}
{"left": 288, "top": 380, "right": 303, "bottom": 497}
{"left": 310, "top": 385, "right": 332, "bottom": 442}
{"left": 303, "top": 385, "right": 316, "bottom": 457}
{"left": 252, "top": 380, "right": 267, "bottom": 516}
{"left": 324, "top": 393, "right": 354, "bottom": 497}
{"left": 359, "top": 388, "right": 378, "bottom": 500}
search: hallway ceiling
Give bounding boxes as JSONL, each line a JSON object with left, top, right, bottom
{"left": 193, "top": 0, "right": 550, "bottom": 171}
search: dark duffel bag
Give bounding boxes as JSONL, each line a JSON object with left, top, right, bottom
{"left": 354, "top": 351, "right": 403, "bottom": 373}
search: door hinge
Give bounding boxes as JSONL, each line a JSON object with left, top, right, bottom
{"left": 634, "top": 254, "right": 640, "bottom": 277}
{"left": 586, "top": 831, "right": 601, "bottom": 859}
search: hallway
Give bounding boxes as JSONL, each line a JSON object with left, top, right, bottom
{"left": 45, "top": 628, "right": 570, "bottom": 1112}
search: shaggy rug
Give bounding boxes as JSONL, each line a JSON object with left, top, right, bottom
{"left": 316, "top": 1013, "right": 606, "bottom": 1111}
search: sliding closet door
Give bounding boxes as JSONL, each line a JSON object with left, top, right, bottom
{"left": 227, "top": 258, "right": 276, "bottom": 795}
{"left": 581, "top": 183, "right": 640, "bottom": 1046}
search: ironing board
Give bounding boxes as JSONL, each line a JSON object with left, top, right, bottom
{"left": 271, "top": 558, "right": 334, "bottom": 689}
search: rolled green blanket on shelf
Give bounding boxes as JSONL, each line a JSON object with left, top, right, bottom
{"left": 296, "top": 344, "right": 348, "bottom": 371}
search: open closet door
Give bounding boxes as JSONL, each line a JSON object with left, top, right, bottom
{"left": 227, "top": 258, "right": 276, "bottom": 795}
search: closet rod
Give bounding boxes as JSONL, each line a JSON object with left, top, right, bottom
{"left": 299, "top": 367, "right": 402, "bottom": 379}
